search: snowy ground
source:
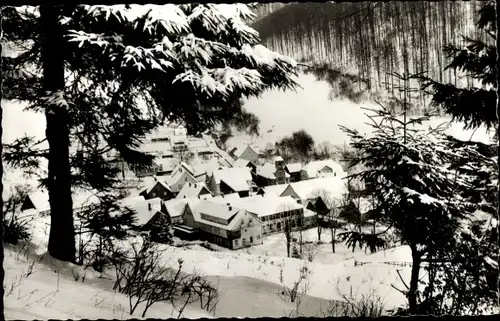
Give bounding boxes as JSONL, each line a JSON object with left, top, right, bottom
{"left": 3, "top": 244, "right": 211, "bottom": 320}
{"left": 168, "top": 226, "right": 412, "bottom": 312}
{"left": 4, "top": 212, "right": 413, "bottom": 319}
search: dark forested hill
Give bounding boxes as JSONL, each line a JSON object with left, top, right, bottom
{"left": 252, "top": 2, "right": 488, "bottom": 98}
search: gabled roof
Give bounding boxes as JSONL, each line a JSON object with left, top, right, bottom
{"left": 231, "top": 195, "right": 303, "bottom": 217}
{"left": 164, "top": 197, "right": 203, "bottom": 218}
{"left": 285, "top": 177, "right": 348, "bottom": 201}
{"left": 140, "top": 179, "right": 172, "bottom": 195}
{"left": 220, "top": 176, "right": 250, "bottom": 192}
{"left": 262, "top": 184, "right": 289, "bottom": 197}
{"left": 176, "top": 182, "right": 213, "bottom": 199}
{"left": 212, "top": 167, "right": 252, "bottom": 184}
{"left": 188, "top": 199, "right": 253, "bottom": 231}
{"left": 232, "top": 144, "right": 258, "bottom": 158}
{"left": 256, "top": 163, "right": 277, "bottom": 179}
{"left": 171, "top": 162, "right": 195, "bottom": 177}
{"left": 302, "top": 159, "right": 346, "bottom": 178}
{"left": 166, "top": 167, "right": 197, "bottom": 187}
{"left": 233, "top": 158, "right": 255, "bottom": 168}
{"left": 285, "top": 163, "right": 303, "bottom": 173}
{"left": 192, "top": 199, "right": 240, "bottom": 220}
{"left": 119, "top": 196, "right": 163, "bottom": 226}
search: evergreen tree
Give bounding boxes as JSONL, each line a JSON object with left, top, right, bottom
{"left": 2, "top": 4, "right": 298, "bottom": 262}
{"left": 339, "top": 106, "right": 480, "bottom": 314}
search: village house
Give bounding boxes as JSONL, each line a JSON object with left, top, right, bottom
{"left": 280, "top": 177, "right": 348, "bottom": 206}
{"left": 300, "top": 159, "right": 347, "bottom": 181}
{"left": 254, "top": 163, "right": 278, "bottom": 187}
{"left": 230, "top": 195, "right": 305, "bottom": 234}
{"left": 176, "top": 181, "right": 213, "bottom": 200}
{"left": 285, "top": 163, "right": 303, "bottom": 182}
{"left": 21, "top": 189, "right": 101, "bottom": 216}
{"left": 208, "top": 167, "right": 255, "bottom": 197}
{"left": 181, "top": 199, "right": 264, "bottom": 249}
{"left": 230, "top": 145, "right": 260, "bottom": 164}
{"left": 119, "top": 196, "right": 167, "bottom": 228}
{"left": 165, "top": 162, "right": 198, "bottom": 194}
{"left": 139, "top": 177, "right": 175, "bottom": 201}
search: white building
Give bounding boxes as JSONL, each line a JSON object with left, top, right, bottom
{"left": 230, "top": 195, "right": 305, "bottom": 234}
{"left": 300, "top": 159, "right": 347, "bottom": 180}
{"left": 181, "top": 199, "right": 263, "bottom": 249}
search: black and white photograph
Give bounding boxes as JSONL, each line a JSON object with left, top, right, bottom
{"left": 1, "top": 1, "right": 498, "bottom": 319}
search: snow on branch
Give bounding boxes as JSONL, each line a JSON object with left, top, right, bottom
{"left": 173, "top": 67, "right": 263, "bottom": 98}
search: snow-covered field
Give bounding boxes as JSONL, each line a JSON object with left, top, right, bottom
{"left": 5, "top": 212, "right": 412, "bottom": 319}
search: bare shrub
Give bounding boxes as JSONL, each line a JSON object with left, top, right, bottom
{"left": 111, "top": 236, "right": 219, "bottom": 318}
{"left": 319, "top": 284, "right": 385, "bottom": 317}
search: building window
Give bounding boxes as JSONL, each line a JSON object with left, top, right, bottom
{"left": 242, "top": 238, "right": 247, "bottom": 246}
{"left": 257, "top": 234, "right": 261, "bottom": 240}
{"left": 277, "top": 222, "right": 281, "bottom": 230}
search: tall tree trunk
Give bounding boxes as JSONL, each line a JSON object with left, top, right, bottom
{"left": 330, "top": 227, "right": 336, "bottom": 253}
{"left": 41, "top": 5, "right": 76, "bottom": 263}
{"left": 408, "top": 246, "right": 422, "bottom": 314}
{"left": 0, "top": 12, "right": 6, "bottom": 316}
{"left": 496, "top": 0, "right": 500, "bottom": 306}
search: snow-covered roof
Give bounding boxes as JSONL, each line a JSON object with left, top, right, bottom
{"left": 163, "top": 197, "right": 204, "bottom": 218}
{"left": 119, "top": 196, "right": 163, "bottom": 226}
{"left": 188, "top": 139, "right": 208, "bottom": 148}
{"left": 139, "top": 141, "right": 173, "bottom": 155}
{"left": 166, "top": 165, "right": 197, "bottom": 187}
{"left": 176, "top": 182, "right": 213, "bottom": 199}
{"left": 231, "top": 144, "right": 257, "bottom": 158}
{"left": 286, "top": 177, "right": 348, "bottom": 201}
{"left": 212, "top": 167, "right": 252, "bottom": 184}
{"left": 192, "top": 199, "right": 240, "bottom": 220}
{"left": 304, "top": 208, "right": 316, "bottom": 218}
{"left": 220, "top": 176, "right": 250, "bottom": 192}
{"left": 273, "top": 156, "right": 284, "bottom": 162}
{"left": 302, "top": 159, "right": 346, "bottom": 178}
{"left": 154, "top": 157, "right": 178, "bottom": 172}
{"left": 211, "top": 193, "right": 241, "bottom": 203}
{"left": 262, "top": 184, "right": 289, "bottom": 197}
{"left": 140, "top": 178, "right": 172, "bottom": 195}
{"left": 285, "top": 163, "right": 302, "bottom": 173}
{"left": 233, "top": 158, "right": 254, "bottom": 168}
{"left": 191, "top": 159, "right": 226, "bottom": 176}
{"left": 231, "top": 195, "right": 303, "bottom": 217}
{"left": 256, "top": 163, "right": 276, "bottom": 179}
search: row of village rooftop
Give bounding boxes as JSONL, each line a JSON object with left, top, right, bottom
{"left": 20, "top": 145, "right": 359, "bottom": 250}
